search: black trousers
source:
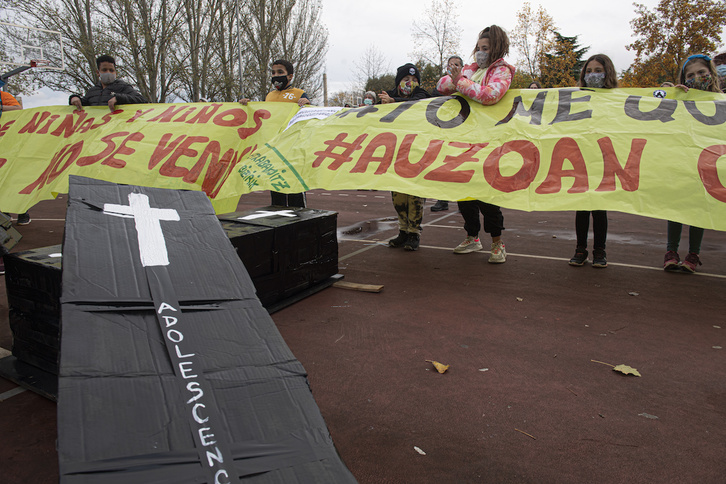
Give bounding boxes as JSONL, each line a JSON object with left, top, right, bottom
{"left": 575, "top": 210, "right": 607, "bottom": 249}
{"left": 271, "top": 191, "right": 306, "bottom": 208}
{"left": 457, "top": 200, "right": 504, "bottom": 238}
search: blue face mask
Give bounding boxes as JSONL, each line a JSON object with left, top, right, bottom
{"left": 717, "top": 64, "right": 726, "bottom": 77}
{"left": 363, "top": 98, "right": 373, "bottom": 105}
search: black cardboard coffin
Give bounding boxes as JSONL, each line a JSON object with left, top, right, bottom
{"left": 57, "top": 177, "right": 356, "bottom": 483}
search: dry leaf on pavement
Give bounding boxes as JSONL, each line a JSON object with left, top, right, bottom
{"left": 426, "top": 360, "right": 450, "bottom": 374}
{"left": 613, "top": 364, "right": 641, "bottom": 377}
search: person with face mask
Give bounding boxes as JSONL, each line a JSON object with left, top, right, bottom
{"left": 69, "top": 55, "right": 146, "bottom": 112}
{"left": 436, "top": 26, "right": 514, "bottom": 264}
{"left": 380, "top": 64, "right": 430, "bottom": 251}
{"left": 661, "top": 54, "right": 724, "bottom": 273}
{"left": 360, "top": 91, "right": 377, "bottom": 107}
{"left": 568, "top": 54, "right": 619, "bottom": 269}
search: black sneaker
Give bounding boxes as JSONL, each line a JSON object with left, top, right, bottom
{"left": 430, "top": 200, "right": 449, "bottom": 212}
{"left": 388, "top": 231, "right": 407, "bottom": 248}
{"left": 403, "top": 233, "right": 420, "bottom": 251}
{"left": 0, "top": 257, "right": 5, "bottom": 275}
{"left": 569, "top": 248, "right": 588, "bottom": 266}
{"left": 592, "top": 249, "right": 607, "bottom": 268}
{"left": 17, "top": 212, "right": 30, "bottom": 225}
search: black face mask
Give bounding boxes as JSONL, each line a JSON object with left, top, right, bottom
{"left": 271, "top": 75, "right": 289, "bottom": 90}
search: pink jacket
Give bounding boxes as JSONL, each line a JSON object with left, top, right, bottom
{"left": 436, "top": 58, "right": 515, "bottom": 105}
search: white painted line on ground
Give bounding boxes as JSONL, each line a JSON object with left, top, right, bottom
{"left": 14, "top": 218, "right": 66, "bottom": 222}
{"left": 319, "top": 193, "right": 331, "bottom": 196}
{"left": 337, "top": 238, "right": 726, "bottom": 279}
{"left": 356, "top": 195, "right": 367, "bottom": 197}
{"left": 374, "top": 196, "right": 385, "bottom": 199}
{"left": 338, "top": 193, "right": 349, "bottom": 197}
{"left": 0, "top": 386, "right": 27, "bottom": 402}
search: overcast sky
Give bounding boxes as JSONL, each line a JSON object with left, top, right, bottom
{"left": 17, "top": 0, "right": 725, "bottom": 108}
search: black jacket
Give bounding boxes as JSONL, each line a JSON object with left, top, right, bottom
{"left": 384, "top": 85, "right": 430, "bottom": 103}
{"left": 69, "top": 79, "right": 146, "bottom": 106}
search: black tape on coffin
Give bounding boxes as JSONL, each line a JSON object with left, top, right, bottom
{"left": 58, "top": 176, "right": 356, "bottom": 483}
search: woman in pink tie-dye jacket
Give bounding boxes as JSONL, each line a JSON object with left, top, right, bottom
{"left": 436, "top": 25, "right": 515, "bottom": 105}
{"left": 436, "top": 25, "right": 514, "bottom": 263}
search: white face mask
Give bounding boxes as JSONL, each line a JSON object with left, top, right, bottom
{"left": 99, "top": 72, "right": 116, "bottom": 85}
{"left": 475, "top": 51, "right": 489, "bottom": 69}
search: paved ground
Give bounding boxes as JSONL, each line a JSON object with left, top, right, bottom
{"left": 1, "top": 190, "right": 725, "bottom": 483}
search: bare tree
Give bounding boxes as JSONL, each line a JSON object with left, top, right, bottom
{"left": 3, "top": 0, "right": 328, "bottom": 103}
{"left": 100, "top": 0, "right": 185, "bottom": 102}
{"left": 510, "top": 2, "right": 556, "bottom": 78}
{"left": 410, "top": 0, "right": 461, "bottom": 74}
{"left": 353, "top": 45, "right": 388, "bottom": 91}
{"left": 5, "top": 0, "right": 113, "bottom": 93}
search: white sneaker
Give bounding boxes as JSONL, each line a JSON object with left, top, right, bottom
{"left": 453, "top": 236, "right": 482, "bottom": 254}
{"left": 488, "top": 241, "right": 506, "bottom": 263}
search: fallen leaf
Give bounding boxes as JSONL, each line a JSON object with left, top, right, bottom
{"left": 613, "top": 364, "right": 641, "bottom": 377}
{"left": 414, "top": 446, "right": 426, "bottom": 455}
{"left": 478, "top": 368, "right": 489, "bottom": 372}
{"left": 426, "top": 360, "right": 450, "bottom": 374}
{"left": 516, "top": 297, "right": 524, "bottom": 302}
{"left": 638, "top": 412, "right": 658, "bottom": 419}
{"left": 628, "top": 292, "right": 639, "bottom": 296}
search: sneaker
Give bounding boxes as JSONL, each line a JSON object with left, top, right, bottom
{"left": 430, "top": 200, "right": 449, "bottom": 212}
{"left": 592, "top": 249, "right": 607, "bottom": 268}
{"left": 16, "top": 212, "right": 30, "bottom": 225}
{"left": 569, "top": 248, "right": 588, "bottom": 266}
{"left": 680, "top": 252, "right": 701, "bottom": 273}
{"left": 0, "top": 257, "right": 5, "bottom": 275}
{"left": 453, "top": 236, "right": 482, "bottom": 254}
{"left": 488, "top": 241, "right": 506, "bottom": 263}
{"left": 388, "top": 230, "right": 407, "bottom": 248}
{"left": 663, "top": 250, "right": 680, "bottom": 271}
{"left": 403, "top": 233, "right": 420, "bottom": 251}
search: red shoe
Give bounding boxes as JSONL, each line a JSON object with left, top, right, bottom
{"left": 663, "top": 251, "right": 680, "bottom": 271}
{"left": 680, "top": 252, "right": 701, "bottom": 273}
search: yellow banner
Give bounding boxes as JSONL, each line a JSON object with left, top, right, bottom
{"left": 225, "top": 88, "right": 726, "bottom": 231}
{"left": 1, "top": 88, "right": 725, "bottom": 231}
{"left": 0, "top": 102, "right": 299, "bottom": 214}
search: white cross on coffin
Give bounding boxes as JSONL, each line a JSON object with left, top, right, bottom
{"left": 103, "top": 193, "right": 180, "bottom": 267}
{"left": 237, "top": 209, "right": 297, "bottom": 220}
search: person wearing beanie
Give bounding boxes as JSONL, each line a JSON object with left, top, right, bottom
{"left": 380, "top": 63, "right": 431, "bottom": 251}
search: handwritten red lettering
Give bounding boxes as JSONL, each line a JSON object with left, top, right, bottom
{"left": 21, "top": 141, "right": 85, "bottom": 194}
{"left": 424, "top": 141, "right": 488, "bottom": 183}
{"left": 127, "top": 108, "right": 155, "bottom": 123}
{"left": 483, "top": 140, "right": 540, "bottom": 193}
{"left": 50, "top": 111, "right": 88, "bottom": 138}
{"left": 0, "top": 120, "right": 15, "bottom": 138}
{"left": 102, "top": 132, "right": 145, "bottom": 169}
{"left": 148, "top": 105, "right": 187, "bottom": 123}
{"left": 393, "top": 135, "right": 444, "bottom": 178}
{"left": 237, "top": 110, "right": 271, "bottom": 140}
{"left": 350, "top": 133, "right": 396, "bottom": 174}
{"left": 159, "top": 136, "right": 210, "bottom": 178}
{"left": 149, "top": 134, "right": 186, "bottom": 169}
{"left": 186, "top": 104, "right": 223, "bottom": 124}
{"left": 595, "top": 137, "right": 646, "bottom": 192}
{"left": 18, "top": 111, "right": 52, "bottom": 134}
{"left": 697, "top": 144, "right": 726, "bottom": 203}
{"left": 536, "top": 137, "right": 589, "bottom": 194}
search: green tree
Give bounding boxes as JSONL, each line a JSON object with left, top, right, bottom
{"left": 365, "top": 73, "right": 395, "bottom": 95}
{"left": 539, "top": 32, "right": 588, "bottom": 88}
{"left": 626, "top": 0, "right": 726, "bottom": 87}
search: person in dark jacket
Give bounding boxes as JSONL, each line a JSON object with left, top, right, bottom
{"left": 380, "top": 63, "right": 430, "bottom": 251}
{"left": 69, "top": 55, "right": 146, "bottom": 111}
